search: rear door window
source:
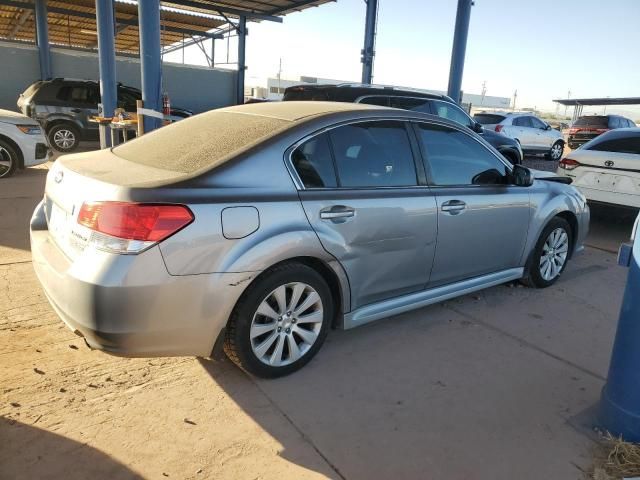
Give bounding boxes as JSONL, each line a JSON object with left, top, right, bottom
{"left": 328, "top": 121, "right": 418, "bottom": 188}
{"left": 431, "top": 100, "right": 474, "bottom": 128}
{"left": 389, "top": 97, "right": 432, "bottom": 114}
{"left": 513, "top": 116, "right": 533, "bottom": 128}
{"left": 530, "top": 117, "right": 546, "bottom": 129}
{"left": 57, "top": 85, "right": 98, "bottom": 106}
{"left": 416, "top": 123, "right": 508, "bottom": 186}
{"left": 291, "top": 133, "right": 338, "bottom": 188}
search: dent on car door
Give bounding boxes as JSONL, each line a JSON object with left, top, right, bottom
{"left": 290, "top": 121, "right": 438, "bottom": 309}
{"left": 414, "top": 122, "right": 530, "bottom": 286}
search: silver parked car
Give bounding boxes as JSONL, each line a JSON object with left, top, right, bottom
{"left": 31, "top": 102, "right": 589, "bottom": 377}
{"left": 474, "top": 112, "right": 565, "bottom": 161}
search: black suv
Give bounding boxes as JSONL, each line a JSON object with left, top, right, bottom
{"left": 568, "top": 115, "right": 636, "bottom": 150}
{"left": 18, "top": 78, "right": 193, "bottom": 152}
{"left": 283, "top": 83, "right": 523, "bottom": 165}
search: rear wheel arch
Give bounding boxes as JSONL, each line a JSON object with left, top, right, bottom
{"left": 0, "top": 134, "right": 24, "bottom": 168}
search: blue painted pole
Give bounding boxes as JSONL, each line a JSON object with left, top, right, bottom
{"left": 600, "top": 215, "right": 640, "bottom": 441}
{"left": 34, "top": 0, "right": 51, "bottom": 80}
{"left": 236, "top": 16, "right": 247, "bottom": 105}
{"left": 138, "top": 0, "right": 163, "bottom": 132}
{"left": 95, "top": 0, "right": 117, "bottom": 148}
{"left": 447, "top": 0, "right": 473, "bottom": 104}
{"left": 360, "top": 0, "right": 378, "bottom": 84}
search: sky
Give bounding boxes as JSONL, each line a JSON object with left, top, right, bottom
{"left": 164, "top": 0, "right": 640, "bottom": 118}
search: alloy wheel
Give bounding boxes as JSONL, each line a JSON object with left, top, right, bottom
{"left": 0, "top": 145, "right": 13, "bottom": 177}
{"left": 53, "top": 129, "right": 76, "bottom": 150}
{"left": 550, "top": 143, "right": 563, "bottom": 160}
{"left": 250, "top": 282, "right": 324, "bottom": 367}
{"left": 539, "top": 227, "right": 569, "bottom": 281}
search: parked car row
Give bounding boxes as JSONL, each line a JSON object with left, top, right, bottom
{"left": 17, "top": 78, "right": 193, "bottom": 153}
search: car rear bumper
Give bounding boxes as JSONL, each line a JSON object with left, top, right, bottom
{"left": 578, "top": 186, "right": 640, "bottom": 209}
{"left": 30, "top": 201, "right": 255, "bottom": 357}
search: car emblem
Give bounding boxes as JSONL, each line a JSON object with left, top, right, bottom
{"left": 604, "top": 160, "right": 615, "bottom": 167}
{"left": 54, "top": 170, "right": 64, "bottom": 183}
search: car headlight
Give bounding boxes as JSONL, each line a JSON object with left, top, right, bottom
{"left": 16, "top": 124, "right": 42, "bottom": 135}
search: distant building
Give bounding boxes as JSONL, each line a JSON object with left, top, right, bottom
{"left": 247, "top": 76, "right": 511, "bottom": 109}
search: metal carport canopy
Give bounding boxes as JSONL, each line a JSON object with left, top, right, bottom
{"left": 553, "top": 97, "right": 640, "bottom": 106}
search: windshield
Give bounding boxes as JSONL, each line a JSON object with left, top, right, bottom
{"left": 113, "top": 110, "right": 291, "bottom": 174}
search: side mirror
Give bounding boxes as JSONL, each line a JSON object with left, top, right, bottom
{"left": 544, "top": 125, "right": 552, "bottom": 131}
{"left": 511, "top": 164, "right": 534, "bottom": 187}
{"left": 473, "top": 122, "right": 484, "bottom": 133}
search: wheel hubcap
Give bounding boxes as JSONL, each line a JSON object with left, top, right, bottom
{"left": 250, "top": 282, "right": 323, "bottom": 367}
{"left": 0, "top": 146, "right": 12, "bottom": 176}
{"left": 551, "top": 144, "right": 562, "bottom": 160}
{"left": 539, "top": 227, "right": 569, "bottom": 281}
{"left": 53, "top": 129, "right": 75, "bottom": 149}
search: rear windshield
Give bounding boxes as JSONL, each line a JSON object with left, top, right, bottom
{"left": 283, "top": 88, "right": 329, "bottom": 101}
{"left": 113, "top": 111, "right": 291, "bottom": 174}
{"left": 573, "top": 116, "right": 608, "bottom": 127}
{"left": 473, "top": 114, "right": 506, "bottom": 124}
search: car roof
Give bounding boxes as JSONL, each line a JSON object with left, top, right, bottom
{"left": 219, "top": 100, "right": 391, "bottom": 122}
{"left": 285, "top": 83, "right": 452, "bottom": 101}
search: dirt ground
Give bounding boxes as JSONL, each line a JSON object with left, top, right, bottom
{"left": 0, "top": 158, "right": 636, "bottom": 479}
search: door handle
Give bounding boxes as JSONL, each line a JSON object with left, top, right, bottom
{"left": 441, "top": 200, "right": 466, "bottom": 214}
{"left": 320, "top": 206, "right": 355, "bottom": 220}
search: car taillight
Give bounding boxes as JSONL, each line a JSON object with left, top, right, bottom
{"left": 559, "top": 158, "right": 580, "bottom": 170}
{"left": 495, "top": 125, "right": 503, "bottom": 133}
{"left": 568, "top": 128, "right": 579, "bottom": 134}
{"left": 76, "top": 202, "right": 193, "bottom": 254}
{"left": 595, "top": 128, "right": 609, "bottom": 134}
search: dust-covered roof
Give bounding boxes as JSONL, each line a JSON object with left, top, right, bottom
{"left": 218, "top": 100, "right": 387, "bottom": 122}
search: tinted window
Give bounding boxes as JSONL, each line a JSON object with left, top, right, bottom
{"left": 291, "top": 134, "right": 338, "bottom": 188}
{"left": 586, "top": 134, "right": 640, "bottom": 155}
{"left": 359, "top": 96, "right": 390, "bottom": 107}
{"left": 473, "top": 113, "right": 506, "bottom": 125}
{"left": 530, "top": 117, "right": 546, "bottom": 129}
{"left": 283, "top": 88, "right": 329, "bottom": 101}
{"left": 390, "top": 97, "right": 432, "bottom": 114}
{"left": 118, "top": 88, "right": 141, "bottom": 110}
{"left": 609, "top": 117, "right": 621, "bottom": 128}
{"left": 431, "top": 100, "right": 473, "bottom": 128}
{"left": 416, "top": 124, "right": 507, "bottom": 186}
{"left": 56, "top": 85, "right": 98, "bottom": 105}
{"left": 513, "top": 116, "right": 533, "bottom": 128}
{"left": 574, "top": 116, "right": 608, "bottom": 127}
{"left": 329, "top": 121, "right": 417, "bottom": 188}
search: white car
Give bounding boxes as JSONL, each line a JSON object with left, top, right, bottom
{"left": 474, "top": 112, "right": 565, "bottom": 161}
{"left": 0, "top": 109, "right": 50, "bottom": 179}
{"left": 557, "top": 128, "right": 640, "bottom": 208}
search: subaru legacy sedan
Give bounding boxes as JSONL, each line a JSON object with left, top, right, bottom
{"left": 31, "top": 102, "right": 589, "bottom": 377}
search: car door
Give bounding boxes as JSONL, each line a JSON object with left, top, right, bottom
{"left": 511, "top": 116, "right": 535, "bottom": 149}
{"left": 63, "top": 83, "right": 99, "bottom": 137}
{"left": 530, "top": 116, "right": 552, "bottom": 148}
{"left": 290, "top": 120, "right": 438, "bottom": 309}
{"left": 413, "top": 121, "right": 530, "bottom": 286}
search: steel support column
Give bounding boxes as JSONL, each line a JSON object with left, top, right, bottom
{"left": 34, "top": 0, "right": 51, "bottom": 79}
{"left": 236, "top": 16, "right": 247, "bottom": 105}
{"left": 447, "top": 0, "right": 473, "bottom": 103}
{"left": 138, "top": 0, "right": 163, "bottom": 132}
{"left": 95, "top": 0, "right": 117, "bottom": 147}
{"left": 360, "top": 0, "right": 378, "bottom": 84}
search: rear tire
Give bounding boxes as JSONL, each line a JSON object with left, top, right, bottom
{"left": 48, "top": 124, "right": 80, "bottom": 152}
{"left": 224, "top": 262, "right": 333, "bottom": 378}
{"left": 522, "top": 217, "right": 572, "bottom": 288}
{"left": 0, "top": 139, "right": 18, "bottom": 179}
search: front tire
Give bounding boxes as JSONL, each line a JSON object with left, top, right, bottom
{"left": 48, "top": 124, "right": 80, "bottom": 152}
{"left": 0, "top": 139, "right": 18, "bottom": 179}
{"left": 547, "top": 141, "right": 564, "bottom": 161}
{"left": 224, "top": 262, "right": 333, "bottom": 378}
{"left": 522, "top": 217, "right": 572, "bottom": 288}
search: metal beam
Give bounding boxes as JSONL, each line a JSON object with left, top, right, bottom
{"left": 164, "top": 0, "right": 282, "bottom": 23}
{"left": 8, "top": 7, "right": 31, "bottom": 38}
{"left": 0, "top": 0, "right": 224, "bottom": 39}
{"left": 138, "top": 0, "right": 163, "bottom": 132}
{"left": 268, "top": 0, "right": 331, "bottom": 15}
{"left": 95, "top": 0, "right": 117, "bottom": 146}
{"left": 360, "top": 0, "right": 377, "bottom": 84}
{"left": 446, "top": 0, "right": 473, "bottom": 104}
{"left": 236, "top": 15, "right": 246, "bottom": 104}
{"left": 162, "top": 24, "right": 233, "bottom": 54}
{"left": 34, "top": 0, "right": 51, "bottom": 79}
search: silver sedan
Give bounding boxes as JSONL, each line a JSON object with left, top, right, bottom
{"left": 31, "top": 101, "right": 589, "bottom": 377}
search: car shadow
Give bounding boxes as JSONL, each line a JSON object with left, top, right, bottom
{"left": 0, "top": 416, "right": 142, "bottom": 479}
